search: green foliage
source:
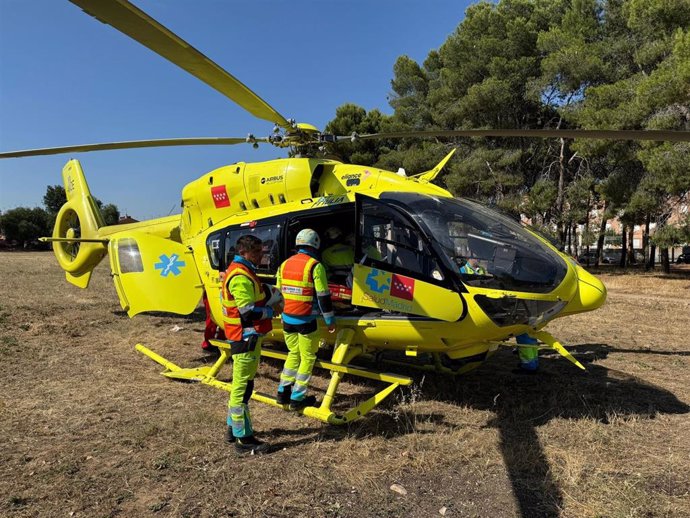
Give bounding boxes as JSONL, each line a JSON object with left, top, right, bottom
{"left": 0, "top": 185, "right": 122, "bottom": 246}
{"left": 651, "top": 217, "right": 690, "bottom": 248}
{"left": 43, "top": 185, "right": 67, "bottom": 214}
{"left": 322, "top": 0, "right": 689, "bottom": 269}
{"left": 324, "top": 104, "right": 391, "bottom": 164}
{"left": 522, "top": 178, "right": 558, "bottom": 223}
{"left": 101, "top": 204, "right": 120, "bottom": 226}
{"left": 0, "top": 207, "right": 51, "bottom": 247}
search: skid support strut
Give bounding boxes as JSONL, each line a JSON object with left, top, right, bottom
{"left": 135, "top": 328, "right": 411, "bottom": 425}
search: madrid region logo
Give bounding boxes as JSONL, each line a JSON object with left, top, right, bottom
{"left": 154, "top": 253, "right": 186, "bottom": 277}
{"left": 365, "top": 268, "right": 415, "bottom": 301}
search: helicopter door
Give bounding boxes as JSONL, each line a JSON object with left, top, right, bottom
{"left": 351, "top": 194, "right": 463, "bottom": 322}
{"left": 109, "top": 231, "right": 203, "bottom": 317}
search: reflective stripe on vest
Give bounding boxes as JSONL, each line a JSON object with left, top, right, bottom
{"left": 222, "top": 261, "right": 271, "bottom": 341}
{"left": 460, "top": 263, "right": 486, "bottom": 275}
{"left": 280, "top": 253, "right": 318, "bottom": 316}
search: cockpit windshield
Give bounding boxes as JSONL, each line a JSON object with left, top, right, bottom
{"left": 381, "top": 193, "right": 567, "bottom": 293}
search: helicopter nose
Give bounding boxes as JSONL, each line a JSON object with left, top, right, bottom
{"left": 578, "top": 268, "right": 607, "bottom": 310}
{"left": 560, "top": 265, "right": 607, "bottom": 315}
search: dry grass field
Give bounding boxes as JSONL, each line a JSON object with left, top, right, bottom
{"left": 1, "top": 252, "right": 689, "bottom": 518}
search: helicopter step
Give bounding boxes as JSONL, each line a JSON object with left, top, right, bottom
{"left": 135, "top": 328, "right": 412, "bottom": 425}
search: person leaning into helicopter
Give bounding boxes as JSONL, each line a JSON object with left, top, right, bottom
{"left": 221, "top": 234, "right": 277, "bottom": 454}
{"left": 276, "top": 229, "right": 336, "bottom": 410}
{"left": 321, "top": 226, "right": 355, "bottom": 286}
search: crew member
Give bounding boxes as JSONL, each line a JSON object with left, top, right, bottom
{"left": 515, "top": 333, "right": 539, "bottom": 373}
{"left": 459, "top": 256, "right": 486, "bottom": 275}
{"left": 222, "top": 235, "right": 275, "bottom": 454}
{"left": 321, "top": 226, "right": 355, "bottom": 286}
{"left": 276, "top": 229, "right": 336, "bottom": 410}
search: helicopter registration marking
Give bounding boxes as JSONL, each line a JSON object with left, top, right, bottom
{"left": 312, "top": 195, "right": 347, "bottom": 208}
{"left": 154, "top": 253, "right": 186, "bottom": 277}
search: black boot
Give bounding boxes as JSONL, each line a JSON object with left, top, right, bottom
{"left": 276, "top": 385, "right": 292, "bottom": 405}
{"left": 289, "top": 395, "right": 317, "bottom": 411}
{"left": 234, "top": 435, "right": 271, "bottom": 455}
{"left": 225, "top": 426, "right": 236, "bottom": 443}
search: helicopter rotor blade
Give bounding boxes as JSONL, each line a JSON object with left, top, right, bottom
{"left": 344, "top": 129, "right": 690, "bottom": 143}
{"left": 0, "top": 137, "right": 263, "bottom": 159}
{"left": 69, "top": 0, "right": 292, "bottom": 129}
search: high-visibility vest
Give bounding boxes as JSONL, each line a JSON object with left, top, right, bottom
{"left": 221, "top": 261, "right": 272, "bottom": 341}
{"left": 279, "top": 253, "right": 318, "bottom": 316}
{"left": 322, "top": 244, "right": 354, "bottom": 273}
{"left": 460, "top": 262, "right": 486, "bottom": 275}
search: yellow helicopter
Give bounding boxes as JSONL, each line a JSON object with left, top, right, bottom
{"left": 3, "top": 0, "right": 689, "bottom": 425}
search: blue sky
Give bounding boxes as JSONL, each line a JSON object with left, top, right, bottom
{"left": 0, "top": 0, "right": 473, "bottom": 219}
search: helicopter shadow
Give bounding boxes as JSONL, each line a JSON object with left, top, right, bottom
{"left": 414, "top": 346, "right": 689, "bottom": 518}
{"left": 263, "top": 412, "right": 451, "bottom": 452}
{"left": 567, "top": 342, "right": 690, "bottom": 359}
{"left": 186, "top": 342, "right": 688, "bottom": 517}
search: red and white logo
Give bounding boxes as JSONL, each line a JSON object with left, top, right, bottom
{"left": 390, "top": 274, "right": 415, "bottom": 301}
{"left": 211, "top": 185, "right": 230, "bottom": 208}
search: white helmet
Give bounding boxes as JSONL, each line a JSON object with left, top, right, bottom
{"left": 295, "top": 228, "right": 320, "bottom": 249}
{"left": 325, "top": 226, "right": 343, "bottom": 241}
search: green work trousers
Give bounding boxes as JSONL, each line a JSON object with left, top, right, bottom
{"left": 278, "top": 329, "right": 320, "bottom": 401}
{"left": 516, "top": 333, "right": 539, "bottom": 371}
{"left": 227, "top": 337, "right": 263, "bottom": 438}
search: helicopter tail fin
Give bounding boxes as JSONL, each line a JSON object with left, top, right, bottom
{"left": 49, "top": 159, "right": 108, "bottom": 288}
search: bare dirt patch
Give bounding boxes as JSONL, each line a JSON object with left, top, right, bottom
{"left": 1, "top": 253, "right": 688, "bottom": 517}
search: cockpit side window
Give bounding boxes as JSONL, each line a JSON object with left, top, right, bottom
{"left": 206, "top": 231, "right": 222, "bottom": 270}
{"left": 222, "top": 223, "right": 282, "bottom": 276}
{"left": 359, "top": 200, "right": 443, "bottom": 281}
{"left": 380, "top": 192, "right": 568, "bottom": 293}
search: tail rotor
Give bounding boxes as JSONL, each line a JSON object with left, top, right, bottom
{"left": 51, "top": 160, "right": 108, "bottom": 288}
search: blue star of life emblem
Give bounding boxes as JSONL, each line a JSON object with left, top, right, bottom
{"left": 365, "top": 268, "right": 390, "bottom": 293}
{"left": 154, "top": 253, "right": 186, "bottom": 277}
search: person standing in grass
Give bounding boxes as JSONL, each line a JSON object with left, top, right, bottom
{"left": 275, "top": 229, "right": 336, "bottom": 410}
{"left": 221, "top": 235, "right": 275, "bottom": 454}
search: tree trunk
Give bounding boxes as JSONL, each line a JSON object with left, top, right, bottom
{"left": 584, "top": 206, "right": 591, "bottom": 264}
{"left": 628, "top": 226, "right": 635, "bottom": 264}
{"left": 572, "top": 223, "right": 579, "bottom": 257}
{"left": 661, "top": 248, "right": 670, "bottom": 273}
{"left": 648, "top": 244, "right": 656, "bottom": 269}
{"left": 620, "top": 223, "right": 627, "bottom": 268}
{"left": 556, "top": 137, "right": 566, "bottom": 244}
{"left": 595, "top": 202, "right": 608, "bottom": 266}
{"left": 643, "top": 214, "right": 651, "bottom": 270}
{"left": 566, "top": 223, "right": 572, "bottom": 255}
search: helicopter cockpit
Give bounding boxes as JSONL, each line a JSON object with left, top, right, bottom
{"left": 343, "top": 192, "right": 573, "bottom": 326}
{"left": 382, "top": 193, "right": 569, "bottom": 294}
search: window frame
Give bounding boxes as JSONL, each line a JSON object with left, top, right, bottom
{"left": 206, "top": 214, "right": 287, "bottom": 281}
{"left": 354, "top": 193, "right": 461, "bottom": 290}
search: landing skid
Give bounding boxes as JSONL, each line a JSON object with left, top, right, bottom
{"left": 136, "top": 328, "right": 412, "bottom": 425}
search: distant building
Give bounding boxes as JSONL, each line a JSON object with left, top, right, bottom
{"left": 117, "top": 215, "right": 139, "bottom": 225}
{"left": 579, "top": 197, "right": 688, "bottom": 261}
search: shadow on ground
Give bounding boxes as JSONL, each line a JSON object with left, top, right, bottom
{"left": 168, "top": 342, "right": 688, "bottom": 517}
{"left": 406, "top": 346, "right": 688, "bottom": 517}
